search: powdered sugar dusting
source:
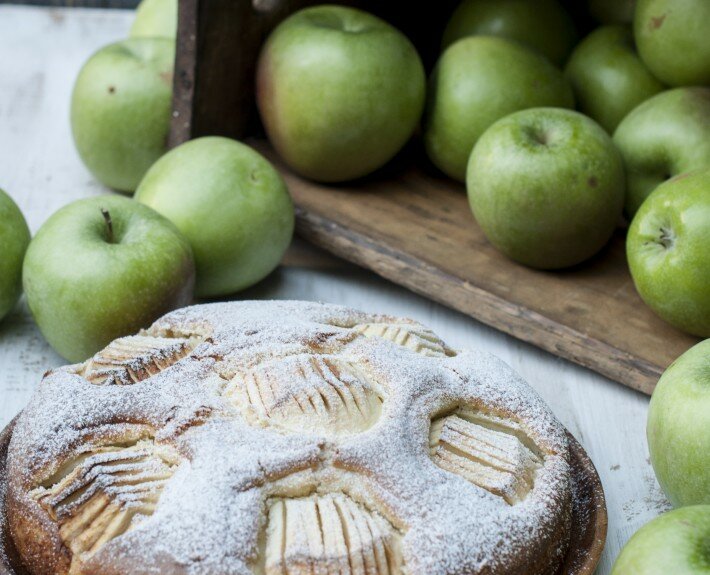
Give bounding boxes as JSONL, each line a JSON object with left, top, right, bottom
{"left": 7, "top": 301, "right": 572, "bottom": 575}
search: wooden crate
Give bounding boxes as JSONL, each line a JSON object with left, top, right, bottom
{"left": 168, "top": 0, "right": 699, "bottom": 396}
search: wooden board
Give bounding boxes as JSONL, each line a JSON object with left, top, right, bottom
{"left": 0, "top": 417, "right": 606, "bottom": 575}
{"left": 255, "top": 144, "right": 699, "bottom": 396}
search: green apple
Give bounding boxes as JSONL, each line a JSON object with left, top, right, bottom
{"left": 611, "top": 506, "right": 710, "bottom": 575}
{"left": 441, "top": 0, "right": 576, "bottom": 66}
{"left": 256, "top": 5, "right": 425, "bottom": 183}
{"left": 130, "top": 0, "right": 177, "bottom": 39}
{"left": 647, "top": 339, "right": 710, "bottom": 508}
{"left": 588, "top": 0, "right": 636, "bottom": 24}
{"left": 613, "top": 87, "right": 710, "bottom": 217}
{"left": 135, "top": 137, "right": 294, "bottom": 298}
{"left": 71, "top": 38, "right": 175, "bottom": 193}
{"left": 565, "top": 25, "right": 664, "bottom": 133}
{"left": 423, "top": 37, "right": 574, "bottom": 183}
{"left": 0, "top": 189, "right": 31, "bottom": 322}
{"left": 634, "top": 0, "right": 710, "bottom": 87}
{"left": 23, "top": 195, "right": 194, "bottom": 362}
{"left": 626, "top": 170, "right": 710, "bottom": 337}
{"left": 467, "top": 108, "right": 625, "bottom": 269}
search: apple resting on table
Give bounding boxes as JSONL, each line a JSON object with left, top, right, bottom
{"left": 647, "top": 338, "right": 710, "bottom": 508}
{"left": 71, "top": 38, "right": 175, "bottom": 193}
{"left": 135, "top": 137, "right": 294, "bottom": 298}
{"left": 626, "top": 169, "right": 710, "bottom": 338}
{"left": 467, "top": 108, "right": 625, "bottom": 269}
{"left": 130, "top": 0, "right": 177, "bottom": 40}
{"left": 23, "top": 196, "right": 195, "bottom": 362}
{"left": 564, "top": 25, "right": 664, "bottom": 133}
{"left": 256, "top": 5, "right": 425, "bottom": 183}
{"left": 0, "top": 189, "right": 31, "bottom": 322}
{"left": 613, "top": 87, "right": 710, "bottom": 218}
{"left": 611, "top": 506, "right": 710, "bottom": 575}
{"left": 423, "top": 36, "right": 574, "bottom": 183}
{"left": 441, "top": 0, "right": 577, "bottom": 66}
{"left": 634, "top": 0, "right": 710, "bottom": 87}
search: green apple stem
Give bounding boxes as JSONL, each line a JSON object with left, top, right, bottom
{"left": 101, "top": 208, "right": 114, "bottom": 244}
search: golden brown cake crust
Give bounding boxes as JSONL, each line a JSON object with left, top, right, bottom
{"left": 7, "top": 301, "right": 572, "bottom": 575}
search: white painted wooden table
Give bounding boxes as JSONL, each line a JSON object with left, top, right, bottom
{"left": 0, "top": 6, "right": 671, "bottom": 573}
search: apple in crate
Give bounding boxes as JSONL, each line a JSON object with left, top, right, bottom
{"left": 23, "top": 196, "right": 195, "bottom": 362}
{"left": 613, "top": 87, "right": 710, "bottom": 217}
{"left": 130, "top": 0, "right": 177, "bottom": 39}
{"left": 71, "top": 39, "right": 175, "bottom": 193}
{"left": 565, "top": 25, "right": 664, "bottom": 133}
{"left": 634, "top": 0, "right": 710, "bottom": 87}
{"left": 0, "top": 189, "right": 31, "bottom": 322}
{"left": 626, "top": 169, "right": 710, "bottom": 337}
{"left": 135, "top": 137, "right": 294, "bottom": 298}
{"left": 256, "top": 5, "right": 425, "bottom": 183}
{"left": 647, "top": 339, "right": 710, "bottom": 507}
{"left": 611, "top": 506, "right": 710, "bottom": 575}
{"left": 467, "top": 108, "right": 624, "bottom": 269}
{"left": 441, "top": 0, "right": 577, "bottom": 66}
{"left": 423, "top": 37, "right": 574, "bottom": 183}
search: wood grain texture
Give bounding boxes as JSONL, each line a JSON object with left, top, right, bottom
{"left": 253, "top": 144, "right": 698, "bottom": 396}
{"left": 0, "top": 419, "right": 607, "bottom": 575}
{"left": 170, "top": 0, "right": 260, "bottom": 144}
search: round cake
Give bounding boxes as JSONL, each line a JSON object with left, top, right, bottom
{"left": 7, "top": 301, "right": 573, "bottom": 575}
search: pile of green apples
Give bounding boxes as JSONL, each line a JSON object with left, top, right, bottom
{"left": 0, "top": 0, "right": 709, "bottom": 570}
{"left": 256, "top": 0, "right": 710, "bottom": 342}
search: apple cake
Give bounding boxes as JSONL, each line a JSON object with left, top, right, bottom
{"left": 6, "top": 301, "right": 573, "bottom": 575}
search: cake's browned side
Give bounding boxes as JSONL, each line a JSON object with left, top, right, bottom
{"left": 8, "top": 481, "right": 69, "bottom": 575}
